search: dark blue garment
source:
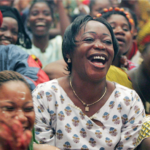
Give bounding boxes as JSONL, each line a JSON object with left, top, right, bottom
{"left": 0, "top": 44, "right": 39, "bottom": 90}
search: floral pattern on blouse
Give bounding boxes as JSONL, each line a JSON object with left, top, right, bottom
{"left": 33, "top": 79, "right": 145, "bottom": 150}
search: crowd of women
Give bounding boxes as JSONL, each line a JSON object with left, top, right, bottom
{"left": 0, "top": 0, "right": 150, "bottom": 150}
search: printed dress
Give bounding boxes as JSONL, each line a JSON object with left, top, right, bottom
{"left": 33, "top": 79, "right": 145, "bottom": 150}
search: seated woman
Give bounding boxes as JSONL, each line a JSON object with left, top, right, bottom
{"left": 0, "top": 70, "right": 59, "bottom": 150}
{"left": 99, "top": 7, "right": 138, "bottom": 71}
{"left": 33, "top": 15, "right": 145, "bottom": 149}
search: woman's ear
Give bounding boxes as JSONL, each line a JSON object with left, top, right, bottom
{"left": 66, "top": 54, "right": 70, "bottom": 59}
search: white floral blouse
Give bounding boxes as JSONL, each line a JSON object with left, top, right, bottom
{"left": 33, "top": 79, "right": 145, "bottom": 150}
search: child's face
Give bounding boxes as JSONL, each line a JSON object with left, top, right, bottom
{"left": 107, "top": 14, "right": 133, "bottom": 55}
{"left": 90, "top": 0, "right": 111, "bottom": 17}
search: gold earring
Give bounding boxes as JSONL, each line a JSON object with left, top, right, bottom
{"left": 68, "top": 58, "right": 71, "bottom": 63}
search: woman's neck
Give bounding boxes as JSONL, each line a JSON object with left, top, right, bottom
{"left": 33, "top": 35, "right": 49, "bottom": 53}
{"left": 69, "top": 73, "right": 107, "bottom": 104}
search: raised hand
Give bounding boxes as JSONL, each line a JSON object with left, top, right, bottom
{"left": 0, "top": 114, "right": 32, "bottom": 150}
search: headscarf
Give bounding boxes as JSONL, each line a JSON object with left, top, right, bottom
{"left": 0, "top": 6, "right": 32, "bottom": 49}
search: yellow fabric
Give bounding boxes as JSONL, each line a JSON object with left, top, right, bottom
{"left": 106, "top": 65, "right": 133, "bottom": 89}
{"left": 137, "top": 0, "right": 150, "bottom": 52}
{"left": 135, "top": 117, "right": 150, "bottom": 147}
{"left": 138, "top": 0, "right": 150, "bottom": 29}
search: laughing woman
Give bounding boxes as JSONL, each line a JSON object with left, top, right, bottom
{"left": 33, "top": 15, "right": 145, "bottom": 150}
{"left": 0, "top": 71, "right": 59, "bottom": 150}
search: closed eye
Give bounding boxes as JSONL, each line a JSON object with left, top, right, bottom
{"left": 1, "top": 106, "right": 15, "bottom": 112}
{"left": 24, "top": 106, "right": 34, "bottom": 112}
{"left": 103, "top": 40, "right": 112, "bottom": 45}
{"left": 84, "top": 38, "right": 94, "bottom": 42}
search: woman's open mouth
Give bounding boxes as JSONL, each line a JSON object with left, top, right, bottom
{"left": 88, "top": 54, "right": 108, "bottom": 68}
{"left": 35, "top": 22, "right": 46, "bottom": 30}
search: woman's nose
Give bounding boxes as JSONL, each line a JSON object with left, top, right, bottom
{"left": 4, "top": 30, "right": 12, "bottom": 38}
{"left": 37, "top": 13, "right": 44, "bottom": 19}
{"left": 93, "top": 40, "right": 105, "bottom": 50}
{"left": 114, "top": 26, "right": 125, "bottom": 35}
{"left": 15, "top": 110, "right": 28, "bottom": 125}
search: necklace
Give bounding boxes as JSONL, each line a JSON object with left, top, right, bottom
{"left": 70, "top": 78, "right": 107, "bottom": 112}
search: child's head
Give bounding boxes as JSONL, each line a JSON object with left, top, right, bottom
{"left": 99, "top": 7, "right": 133, "bottom": 56}
{"left": 89, "top": 0, "right": 111, "bottom": 17}
{"left": 28, "top": 0, "right": 53, "bottom": 37}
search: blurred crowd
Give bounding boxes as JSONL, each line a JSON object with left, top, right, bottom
{"left": 0, "top": 0, "right": 150, "bottom": 150}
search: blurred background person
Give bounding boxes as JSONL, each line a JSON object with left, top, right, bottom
{"left": 23, "top": 0, "right": 70, "bottom": 68}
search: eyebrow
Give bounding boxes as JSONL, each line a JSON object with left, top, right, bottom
{"left": 0, "top": 100, "right": 33, "bottom": 104}
{"left": 109, "top": 21, "right": 129, "bottom": 26}
{"left": 82, "top": 32, "right": 111, "bottom": 37}
{"left": 0, "top": 101, "right": 15, "bottom": 104}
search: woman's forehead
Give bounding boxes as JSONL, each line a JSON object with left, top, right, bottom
{"left": 80, "top": 21, "right": 111, "bottom": 36}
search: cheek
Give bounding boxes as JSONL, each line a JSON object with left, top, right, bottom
{"left": 46, "top": 17, "right": 52, "bottom": 25}
{"left": 13, "top": 35, "right": 18, "bottom": 43}
{"left": 27, "top": 112, "right": 35, "bottom": 128}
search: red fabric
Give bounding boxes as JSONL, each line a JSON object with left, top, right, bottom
{"left": 27, "top": 55, "right": 49, "bottom": 85}
{"left": 81, "top": 0, "right": 90, "bottom": 5}
{"left": 140, "top": 34, "right": 150, "bottom": 45}
{"left": 0, "top": 11, "right": 3, "bottom": 27}
{"left": 128, "top": 41, "right": 138, "bottom": 60}
{"left": 127, "top": 60, "right": 137, "bottom": 70}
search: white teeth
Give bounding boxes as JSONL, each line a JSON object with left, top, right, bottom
{"left": 36, "top": 22, "right": 46, "bottom": 26}
{"left": 93, "top": 56, "right": 105, "bottom": 60}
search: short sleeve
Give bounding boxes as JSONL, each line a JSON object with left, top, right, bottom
{"left": 115, "top": 91, "right": 145, "bottom": 150}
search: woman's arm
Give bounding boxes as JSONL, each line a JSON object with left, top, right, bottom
{"left": 34, "top": 143, "right": 60, "bottom": 150}
{"left": 55, "top": 0, "right": 70, "bottom": 37}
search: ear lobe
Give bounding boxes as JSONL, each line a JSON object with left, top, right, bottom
{"left": 66, "top": 54, "right": 70, "bottom": 59}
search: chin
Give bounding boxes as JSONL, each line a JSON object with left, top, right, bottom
{"left": 88, "top": 72, "right": 106, "bottom": 82}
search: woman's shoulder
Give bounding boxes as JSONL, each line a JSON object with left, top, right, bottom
{"left": 115, "top": 82, "right": 138, "bottom": 98}
{"left": 32, "top": 79, "right": 61, "bottom": 94}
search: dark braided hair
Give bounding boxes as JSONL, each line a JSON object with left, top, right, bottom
{"left": 0, "top": 71, "right": 31, "bottom": 91}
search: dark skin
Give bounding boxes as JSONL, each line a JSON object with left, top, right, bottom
{"left": 127, "top": 44, "right": 150, "bottom": 113}
{"left": 135, "top": 138, "right": 150, "bottom": 150}
{"left": 58, "top": 21, "right": 116, "bottom": 126}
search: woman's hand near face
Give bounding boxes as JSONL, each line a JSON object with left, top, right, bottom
{"left": 0, "top": 114, "right": 32, "bottom": 150}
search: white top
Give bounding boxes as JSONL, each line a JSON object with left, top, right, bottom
{"left": 22, "top": 35, "right": 63, "bottom": 68}
{"left": 33, "top": 79, "right": 145, "bottom": 150}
